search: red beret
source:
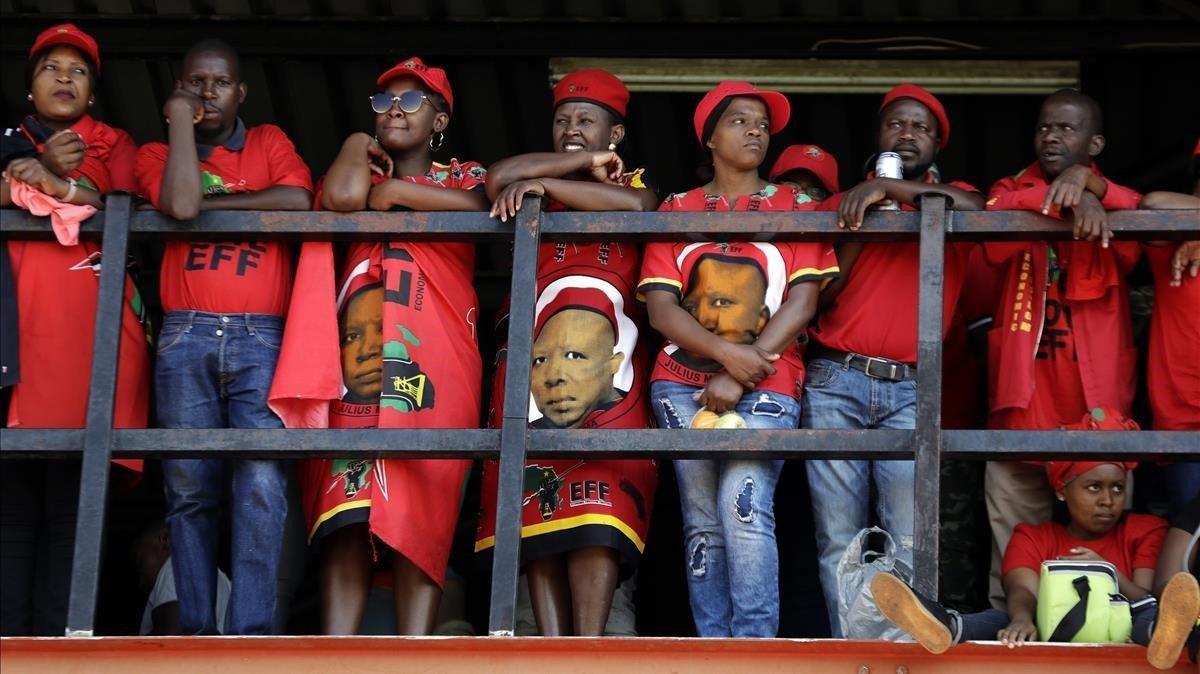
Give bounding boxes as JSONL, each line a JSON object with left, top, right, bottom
{"left": 769, "top": 144, "right": 840, "bottom": 193}
{"left": 554, "top": 69, "right": 630, "bottom": 120}
{"left": 534, "top": 287, "right": 618, "bottom": 342}
{"left": 880, "top": 83, "right": 949, "bottom": 150}
{"left": 693, "top": 81, "right": 790, "bottom": 144}
{"left": 30, "top": 23, "right": 100, "bottom": 74}
{"left": 376, "top": 57, "right": 454, "bottom": 114}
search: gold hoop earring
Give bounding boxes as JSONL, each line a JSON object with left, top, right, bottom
{"left": 429, "top": 131, "right": 445, "bottom": 152}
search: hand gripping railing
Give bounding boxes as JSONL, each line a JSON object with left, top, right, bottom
{"left": 1, "top": 195, "right": 1197, "bottom": 636}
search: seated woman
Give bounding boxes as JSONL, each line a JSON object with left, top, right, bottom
{"left": 873, "top": 443, "right": 1200, "bottom": 669}
{"left": 269, "top": 56, "right": 487, "bottom": 635}
{"left": 637, "top": 81, "right": 838, "bottom": 638}
{"left": 475, "top": 68, "right": 658, "bottom": 636}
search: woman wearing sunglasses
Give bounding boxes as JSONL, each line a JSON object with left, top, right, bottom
{"left": 474, "top": 69, "right": 659, "bottom": 637}
{"left": 279, "top": 56, "right": 487, "bottom": 635}
{"left": 0, "top": 23, "right": 150, "bottom": 636}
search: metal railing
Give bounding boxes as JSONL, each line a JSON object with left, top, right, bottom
{"left": 1, "top": 195, "right": 1197, "bottom": 637}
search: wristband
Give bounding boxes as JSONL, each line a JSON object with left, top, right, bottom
{"left": 63, "top": 177, "right": 78, "bottom": 202}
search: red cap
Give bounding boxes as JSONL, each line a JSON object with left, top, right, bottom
{"left": 534, "top": 287, "right": 617, "bottom": 342}
{"left": 879, "top": 83, "right": 949, "bottom": 149}
{"left": 376, "top": 57, "right": 454, "bottom": 114}
{"left": 769, "top": 144, "right": 840, "bottom": 193}
{"left": 30, "top": 23, "right": 100, "bottom": 74}
{"left": 554, "top": 69, "right": 630, "bottom": 120}
{"left": 693, "top": 81, "right": 790, "bottom": 143}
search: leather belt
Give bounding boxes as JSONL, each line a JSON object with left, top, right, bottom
{"left": 809, "top": 346, "right": 917, "bottom": 382}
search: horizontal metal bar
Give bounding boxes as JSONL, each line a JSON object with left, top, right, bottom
{"left": 3, "top": 429, "right": 1194, "bottom": 460}
{"left": 0, "top": 429, "right": 500, "bottom": 459}
{"left": 3, "top": 209, "right": 1196, "bottom": 240}
{"left": 526, "top": 429, "right": 914, "bottom": 459}
{"left": 944, "top": 430, "right": 1200, "bottom": 459}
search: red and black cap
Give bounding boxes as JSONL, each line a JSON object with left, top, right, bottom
{"left": 30, "top": 23, "right": 101, "bottom": 73}
{"left": 693, "top": 81, "right": 790, "bottom": 143}
{"left": 769, "top": 144, "right": 840, "bottom": 193}
{"left": 879, "top": 83, "right": 950, "bottom": 149}
{"left": 376, "top": 56, "right": 454, "bottom": 114}
{"left": 554, "top": 69, "right": 630, "bottom": 121}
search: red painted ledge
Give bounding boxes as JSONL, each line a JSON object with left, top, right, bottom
{"left": 1, "top": 636, "right": 1193, "bottom": 673}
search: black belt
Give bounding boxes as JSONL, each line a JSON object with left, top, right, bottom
{"left": 809, "top": 346, "right": 917, "bottom": 382}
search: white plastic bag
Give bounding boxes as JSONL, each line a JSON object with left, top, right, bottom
{"left": 837, "top": 526, "right": 915, "bottom": 641}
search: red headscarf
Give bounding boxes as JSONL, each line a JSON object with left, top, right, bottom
{"left": 1046, "top": 407, "right": 1139, "bottom": 491}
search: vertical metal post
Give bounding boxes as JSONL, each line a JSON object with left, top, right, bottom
{"left": 487, "top": 198, "right": 542, "bottom": 635}
{"left": 912, "top": 194, "right": 947, "bottom": 599}
{"left": 65, "top": 194, "right": 132, "bottom": 636}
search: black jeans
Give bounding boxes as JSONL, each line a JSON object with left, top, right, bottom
{"left": 0, "top": 460, "right": 81, "bottom": 636}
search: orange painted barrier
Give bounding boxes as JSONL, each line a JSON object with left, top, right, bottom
{"left": 1, "top": 636, "right": 1193, "bottom": 673}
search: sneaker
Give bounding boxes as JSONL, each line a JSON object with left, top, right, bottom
{"left": 1148, "top": 572, "right": 1200, "bottom": 670}
{"left": 871, "top": 572, "right": 956, "bottom": 654}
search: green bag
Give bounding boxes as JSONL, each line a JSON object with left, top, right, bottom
{"left": 1037, "top": 560, "right": 1132, "bottom": 643}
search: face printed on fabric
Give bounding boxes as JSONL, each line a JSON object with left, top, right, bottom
{"left": 340, "top": 285, "right": 384, "bottom": 403}
{"left": 707, "top": 96, "right": 770, "bottom": 170}
{"left": 30, "top": 45, "right": 92, "bottom": 124}
{"left": 1060, "top": 463, "right": 1127, "bottom": 538}
{"left": 177, "top": 49, "right": 245, "bottom": 135}
{"left": 375, "top": 75, "right": 448, "bottom": 154}
{"left": 1035, "top": 98, "right": 1103, "bottom": 180}
{"left": 530, "top": 308, "right": 625, "bottom": 429}
{"left": 878, "top": 98, "right": 939, "bottom": 177}
{"left": 682, "top": 257, "right": 769, "bottom": 347}
{"left": 552, "top": 101, "right": 622, "bottom": 154}
{"left": 777, "top": 170, "right": 829, "bottom": 202}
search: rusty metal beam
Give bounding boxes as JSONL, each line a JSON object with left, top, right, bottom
{"left": 0, "top": 636, "right": 1192, "bottom": 673}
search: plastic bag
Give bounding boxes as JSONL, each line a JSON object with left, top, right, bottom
{"left": 838, "top": 526, "right": 915, "bottom": 640}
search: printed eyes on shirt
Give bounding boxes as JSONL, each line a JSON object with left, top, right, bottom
{"left": 532, "top": 351, "right": 589, "bottom": 367}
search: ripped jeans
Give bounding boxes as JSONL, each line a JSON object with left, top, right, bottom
{"left": 649, "top": 380, "right": 799, "bottom": 637}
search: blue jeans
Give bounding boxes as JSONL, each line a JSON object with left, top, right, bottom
{"left": 650, "top": 380, "right": 800, "bottom": 637}
{"left": 1166, "top": 462, "right": 1200, "bottom": 515}
{"left": 157, "top": 311, "right": 288, "bottom": 635}
{"left": 801, "top": 358, "right": 916, "bottom": 637}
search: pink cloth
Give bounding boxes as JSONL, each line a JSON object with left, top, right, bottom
{"left": 8, "top": 179, "right": 96, "bottom": 246}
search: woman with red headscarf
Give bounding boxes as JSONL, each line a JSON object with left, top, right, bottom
{"left": 871, "top": 409, "right": 1199, "bottom": 670}
{"left": 476, "top": 69, "right": 658, "bottom": 637}
{"left": 0, "top": 23, "right": 149, "bottom": 636}
{"left": 268, "top": 56, "right": 485, "bottom": 635}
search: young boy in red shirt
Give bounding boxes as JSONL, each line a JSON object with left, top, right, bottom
{"left": 803, "top": 83, "right": 984, "bottom": 636}
{"left": 134, "top": 39, "right": 313, "bottom": 635}
{"left": 982, "top": 89, "right": 1143, "bottom": 609}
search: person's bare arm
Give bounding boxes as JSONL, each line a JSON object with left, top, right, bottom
{"left": 837, "top": 178, "right": 984, "bottom": 230}
{"left": 999, "top": 567, "right": 1041, "bottom": 647}
{"left": 200, "top": 185, "right": 311, "bottom": 211}
{"left": 368, "top": 180, "right": 488, "bottom": 212}
{"left": 156, "top": 91, "right": 206, "bottom": 220}
{"left": 486, "top": 151, "right": 623, "bottom": 200}
{"left": 1153, "top": 526, "right": 1199, "bottom": 597}
{"left": 490, "top": 177, "right": 656, "bottom": 221}
{"left": 321, "top": 133, "right": 389, "bottom": 212}
{"left": 1140, "top": 191, "right": 1200, "bottom": 210}
{"left": 817, "top": 241, "right": 864, "bottom": 310}
{"left": 1041, "top": 163, "right": 1110, "bottom": 214}
{"left": 3, "top": 157, "right": 104, "bottom": 208}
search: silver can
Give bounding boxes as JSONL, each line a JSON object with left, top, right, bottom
{"left": 874, "top": 152, "right": 903, "bottom": 210}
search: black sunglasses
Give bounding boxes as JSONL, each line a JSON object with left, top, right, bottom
{"left": 369, "top": 90, "right": 434, "bottom": 114}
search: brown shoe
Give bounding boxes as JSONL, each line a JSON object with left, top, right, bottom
{"left": 871, "top": 572, "right": 955, "bottom": 654}
{"left": 1148, "top": 572, "right": 1200, "bottom": 670}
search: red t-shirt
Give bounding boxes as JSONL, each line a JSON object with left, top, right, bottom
{"left": 637, "top": 185, "right": 839, "bottom": 397}
{"left": 1001, "top": 513, "right": 1168, "bottom": 579}
{"left": 1145, "top": 243, "right": 1200, "bottom": 430}
{"left": 808, "top": 180, "right": 979, "bottom": 364}
{"left": 135, "top": 123, "right": 314, "bottom": 315}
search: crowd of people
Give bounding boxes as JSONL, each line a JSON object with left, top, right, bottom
{"left": 1, "top": 23, "right": 1197, "bottom": 667}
